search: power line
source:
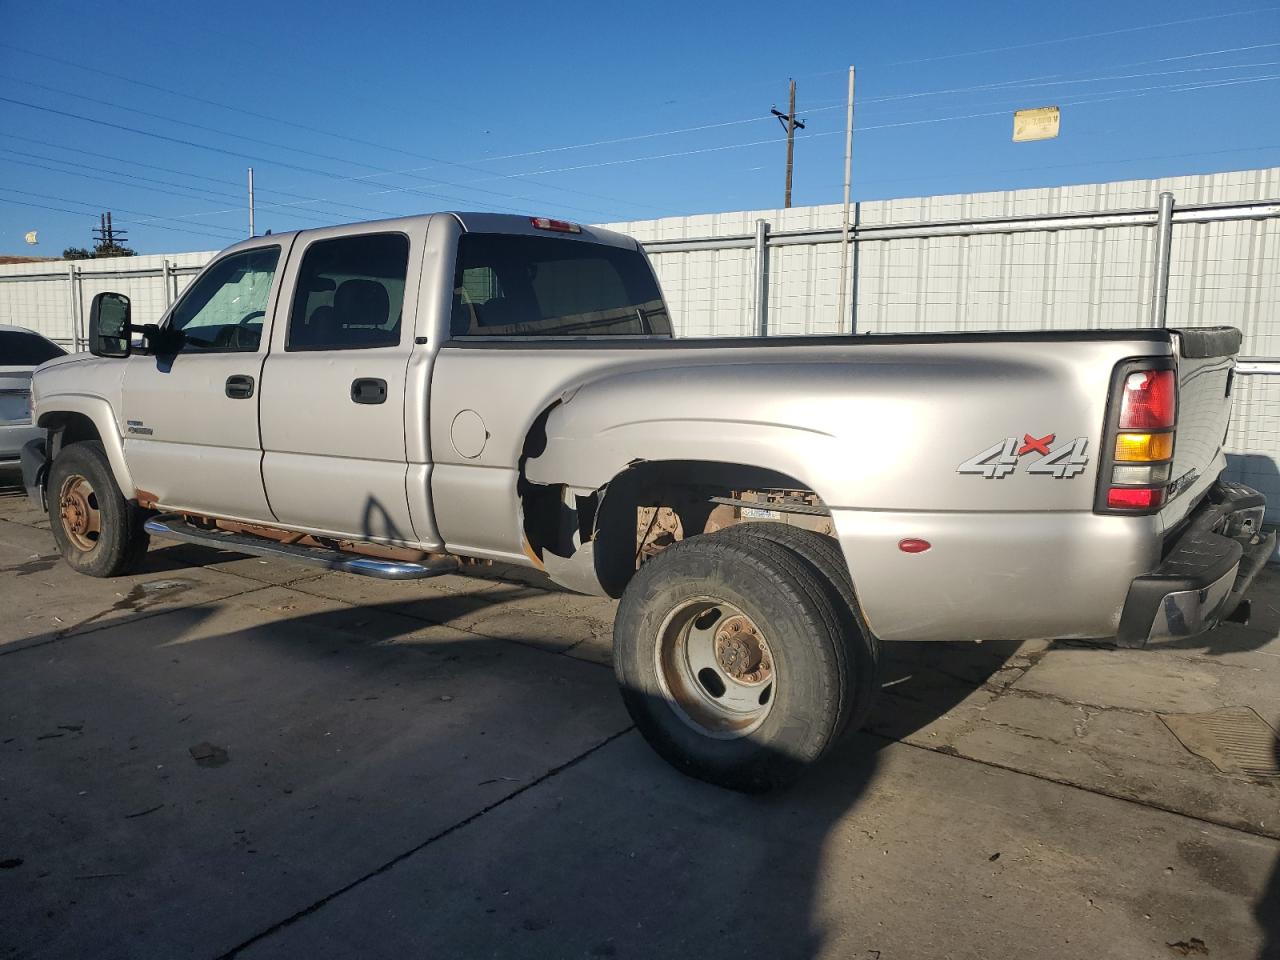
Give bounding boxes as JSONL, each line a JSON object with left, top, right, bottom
{"left": 430, "top": 41, "right": 1280, "bottom": 171}
{"left": 0, "top": 187, "right": 246, "bottom": 243}
{"left": 819, "top": 143, "right": 1280, "bottom": 193}
{"left": 451, "top": 70, "right": 1280, "bottom": 184}
{"left": 0, "top": 95, "right": 533, "bottom": 216}
{"left": 884, "top": 6, "right": 1280, "bottom": 66}
{"left": 0, "top": 133, "right": 415, "bottom": 220}
{"left": 571, "top": 9, "right": 1280, "bottom": 113}
{"left": 0, "top": 46, "right": 661, "bottom": 216}
{"left": 0, "top": 147, "right": 343, "bottom": 226}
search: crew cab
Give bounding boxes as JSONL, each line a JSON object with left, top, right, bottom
{"left": 20, "top": 212, "right": 1274, "bottom": 791}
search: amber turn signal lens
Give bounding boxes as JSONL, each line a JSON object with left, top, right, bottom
{"left": 1114, "top": 432, "right": 1174, "bottom": 462}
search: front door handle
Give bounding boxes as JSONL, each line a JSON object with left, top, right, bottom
{"left": 351, "top": 378, "right": 388, "bottom": 405}
{"left": 225, "top": 374, "right": 255, "bottom": 399}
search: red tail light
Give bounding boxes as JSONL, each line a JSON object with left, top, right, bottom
{"left": 1107, "top": 487, "right": 1165, "bottom": 510}
{"left": 1097, "top": 362, "right": 1176, "bottom": 514}
{"left": 1118, "top": 369, "right": 1176, "bottom": 429}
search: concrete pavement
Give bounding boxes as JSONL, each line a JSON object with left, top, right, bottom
{"left": 1, "top": 474, "right": 1277, "bottom": 959}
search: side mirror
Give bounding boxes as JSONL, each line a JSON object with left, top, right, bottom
{"left": 88, "top": 292, "right": 132, "bottom": 358}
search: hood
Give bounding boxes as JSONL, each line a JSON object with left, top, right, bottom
{"left": 32, "top": 351, "right": 93, "bottom": 373}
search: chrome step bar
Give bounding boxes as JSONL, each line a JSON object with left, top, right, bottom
{"left": 143, "top": 513, "right": 460, "bottom": 580}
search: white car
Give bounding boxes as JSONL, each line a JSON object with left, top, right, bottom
{"left": 1, "top": 324, "right": 66, "bottom": 465}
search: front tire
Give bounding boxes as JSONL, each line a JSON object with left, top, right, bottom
{"left": 48, "top": 441, "right": 150, "bottom": 577}
{"left": 614, "top": 534, "right": 850, "bottom": 792}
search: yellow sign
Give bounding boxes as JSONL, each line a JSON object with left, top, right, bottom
{"left": 1013, "top": 106, "right": 1060, "bottom": 142}
{"left": 24, "top": 230, "right": 38, "bottom": 245}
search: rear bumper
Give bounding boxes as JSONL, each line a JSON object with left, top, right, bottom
{"left": 1116, "top": 480, "right": 1274, "bottom": 648}
{"left": 0, "top": 422, "right": 44, "bottom": 463}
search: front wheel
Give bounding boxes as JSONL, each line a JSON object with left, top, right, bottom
{"left": 48, "top": 441, "right": 150, "bottom": 577}
{"left": 613, "top": 533, "right": 852, "bottom": 792}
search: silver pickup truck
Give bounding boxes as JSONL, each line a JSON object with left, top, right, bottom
{"left": 20, "top": 212, "right": 1274, "bottom": 791}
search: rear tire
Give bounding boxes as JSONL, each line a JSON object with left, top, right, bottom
{"left": 48, "top": 441, "right": 150, "bottom": 577}
{"left": 614, "top": 533, "right": 850, "bottom": 792}
{"left": 719, "top": 522, "right": 881, "bottom": 733}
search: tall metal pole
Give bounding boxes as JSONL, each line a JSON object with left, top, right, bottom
{"left": 67, "top": 264, "right": 80, "bottom": 352}
{"left": 837, "top": 66, "right": 856, "bottom": 331}
{"left": 754, "top": 218, "right": 769, "bottom": 336}
{"left": 784, "top": 80, "right": 797, "bottom": 208}
{"left": 1150, "top": 191, "right": 1174, "bottom": 327}
{"left": 248, "top": 167, "right": 256, "bottom": 238}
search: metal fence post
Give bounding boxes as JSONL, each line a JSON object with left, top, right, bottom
{"left": 163, "top": 258, "right": 175, "bottom": 308}
{"left": 1150, "top": 191, "right": 1175, "bottom": 327}
{"left": 754, "top": 218, "right": 769, "bottom": 336}
{"left": 66, "top": 264, "right": 82, "bottom": 352}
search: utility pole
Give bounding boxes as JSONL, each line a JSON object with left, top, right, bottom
{"left": 838, "top": 66, "right": 856, "bottom": 331}
{"left": 92, "top": 212, "right": 128, "bottom": 255}
{"left": 771, "top": 80, "right": 805, "bottom": 208}
{"left": 248, "top": 167, "right": 255, "bottom": 238}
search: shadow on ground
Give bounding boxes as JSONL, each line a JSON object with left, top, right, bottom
{"left": 0, "top": 555, "right": 1021, "bottom": 959}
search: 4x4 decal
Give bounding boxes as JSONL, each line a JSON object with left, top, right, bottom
{"left": 958, "top": 433, "right": 1089, "bottom": 479}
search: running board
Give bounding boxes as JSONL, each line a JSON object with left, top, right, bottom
{"left": 143, "top": 513, "right": 460, "bottom": 580}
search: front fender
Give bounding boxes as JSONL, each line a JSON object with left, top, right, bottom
{"left": 37, "top": 394, "right": 134, "bottom": 496}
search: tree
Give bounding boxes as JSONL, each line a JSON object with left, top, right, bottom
{"left": 61, "top": 243, "right": 137, "bottom": 260}
{"left": 93, "top": 242, "right": 136, "bottom": 258}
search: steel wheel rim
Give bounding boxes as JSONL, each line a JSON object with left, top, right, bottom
{"left": 654, "top": 596, "right": 777, "bottom": 739}
{"left": 58, "top": 474, "right": 102, "bottom": 552}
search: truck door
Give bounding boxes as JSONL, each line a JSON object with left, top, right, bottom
{"left": 120, "top": 241, "right": 286, "bottom": 521}
{"left": 258, "top": 226, "right": 421, "bottom": 543}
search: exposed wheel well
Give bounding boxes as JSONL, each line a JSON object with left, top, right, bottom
{"left": 522, "top": 459, "right": 837, "bottom": 598}
{"left": 38, "top": 412, "right": 102, "bottom": 457}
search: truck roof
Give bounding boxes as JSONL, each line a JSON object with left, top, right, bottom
{"left": 448, "top": 213, "right": 640, "bottom": 250}
{"left": 213, "top": 212, "right": 641, "bottom": 260}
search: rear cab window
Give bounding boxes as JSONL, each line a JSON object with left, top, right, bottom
{"left": 450, "top": 233, "right": 671, "bottom": 338}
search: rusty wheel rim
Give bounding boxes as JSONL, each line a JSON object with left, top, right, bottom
{"left": 654, "top": 597, "right": 776, "bottom": 740}
{"left": 57, "top": 474, "right": 102, "bottom": 553}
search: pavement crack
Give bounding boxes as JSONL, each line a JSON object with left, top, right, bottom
{"left": 876, "top": 732, "right": 1280, "bottom": 843}
{"left": 998, "top": 685, "right": 1153, "bottom": 717}
{"left": 213, "top": 725, "right": 636, "bottom": 960}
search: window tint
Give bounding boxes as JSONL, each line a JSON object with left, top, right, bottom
{"left": 0, "top": 331, "right": 66, "bottom": 365}
{"left": 287, "top": 233, "right": 410, "bottom": 351}
{"left": 170, "top": 246, "right": 280, "bottom": 353}
{"left": 451, "top": 233, "right": 671, "bottom": 338}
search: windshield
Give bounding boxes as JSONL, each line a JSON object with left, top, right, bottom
{"left": 450, "top": 232, "right": 671, "bottom": 338}
{"left": 0, "top": 330, "right": 67, "bottom": 366}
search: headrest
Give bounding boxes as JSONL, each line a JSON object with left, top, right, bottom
{"left": 334, "top": 279, "right": 389, "bottom": 327}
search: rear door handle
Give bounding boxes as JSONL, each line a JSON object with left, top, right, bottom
{"left": 225, "top": 375, "right": 255, "bottom": 399}
{"left": 351, "top": 378, "right": 388, "bottom": 405}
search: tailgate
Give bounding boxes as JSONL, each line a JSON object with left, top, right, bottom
{"left": 1162, "top": 327, "right": 1242, "bottom": 525}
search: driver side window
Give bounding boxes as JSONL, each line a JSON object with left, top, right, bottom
{"left": 170, "top": 246, "right": 280, "bottom": 353}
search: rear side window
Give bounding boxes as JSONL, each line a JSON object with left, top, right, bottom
{"left": 0, "top": 330, "right": 66, "bottom": 365}
{"left": 287, "top": 233, "right": 410, "bottom": 351}
{"left": 451, "top": 233, "right": 671, "bottom": 338}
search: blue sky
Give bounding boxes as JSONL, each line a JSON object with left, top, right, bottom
{"left": 3, "top": 0, "right": 1280, "bottom": 254}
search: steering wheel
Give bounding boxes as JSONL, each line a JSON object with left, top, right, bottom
{"left": 213, "top": 310, "right": 266, "bottom": 350}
